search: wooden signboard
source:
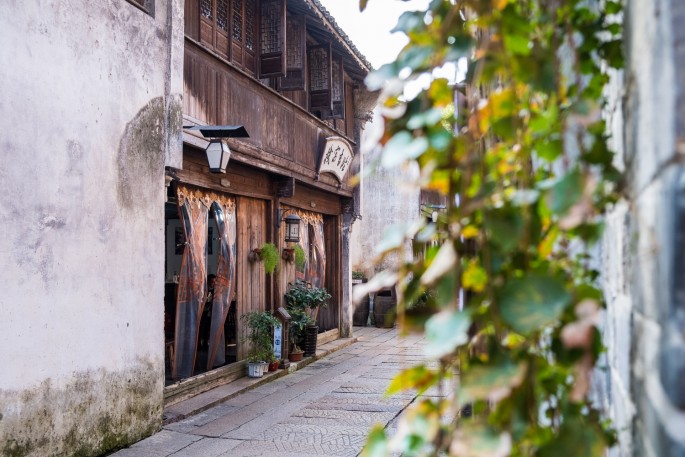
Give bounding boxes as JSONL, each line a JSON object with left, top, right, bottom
{"left": 317, "top": 136, "right": 354, "bottom": 183}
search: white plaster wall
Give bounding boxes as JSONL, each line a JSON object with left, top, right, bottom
{"left": 0, "top": 0, "right": 183, "bottom": 454}
{"left": 350, "top": 109, "right": 421, "bottom": 276}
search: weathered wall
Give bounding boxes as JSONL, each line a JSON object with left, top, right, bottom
{"left": 599, "top": 0, "right": 685, "bottom": 455}
{"left": 350, "top": 109, "right": 420, "bottom": 277}
{"left": 0, "top": 0, "right": 183, "bottom": 455}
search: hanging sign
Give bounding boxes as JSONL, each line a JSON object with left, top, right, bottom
{"left": 317, "top": 136, "right": 354, "bottom": 182}
{"left": 274, "top": 324, "right": 283, "bottom": 360}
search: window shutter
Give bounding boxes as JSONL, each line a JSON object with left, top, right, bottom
{"left": 322, "top": 54, "right": 344, "bottom": 119}
{"left": 200, "top": 0, "right": 230, "bottom": 59}
{"left": 229, "top": 0, "right": 257, "bottom": 75}
{"left": 308, "top": 42, "right": 333, "bottom": 112}
{"left": 259, "top": 0, "right": 286, "bottom": 77}
{"left": 278, "top": 15, "right": 306, "bottom": 91}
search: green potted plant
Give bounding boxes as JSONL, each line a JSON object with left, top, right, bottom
{"left": 282, "top": 244, "right": 306, "bottom": 270}
{"left": 241, "top": 311, "right": 280, "bottom": 377}
{"left": 249, "top": 242, "right": 280, "bottom": 275}
{"left": 284, "top": 280, "right": 331, "bottom": 358}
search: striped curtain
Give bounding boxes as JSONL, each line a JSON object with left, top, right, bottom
{"left": 207, "top": 199, "right": 237, "bottom": 369}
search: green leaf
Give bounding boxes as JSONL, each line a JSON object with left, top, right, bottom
{"left": 365, "top": 63, "right": 400, "bottom": 91}
{"left": 462, "top": 260, "right": 488, "bottom": 293}
{"left": 484, "top": 207, "right": 524, "bottom": 253}
{"left": 407, "top": 108, "right": 443, "bottom": 129}
{"left": 538, "top": 418, "right": 606, "bottom": 457}
{"left": 424, "top": 310, "right": 471, "bottom": 358}
{"left": 382, "top": 131, "right": 429, "bottom": 168}
{"left": 498, "top": 274, "right": 571, "bottom": 335}
{"left": 547, "top": 169, "right": 583, "bottom": 216}
{"left": 460, "top": 360, "right": 527, "bottom": 403}
{"left": 535, "top": 137, "right": 563, "bottom": 161}
{"left": 387, "top": 365, "right": 439, "bottom": 395}
{"left": 503, "top": 33, "right": 531, "bottom": 55}
{"left": 362, "top": 425, "right": 389, "bottom": 457}
{"left": 398, "top": 45, "right": 434, "bottom": 71}
{"left": 391, "top": 10, "right": 425, "bottom": 34}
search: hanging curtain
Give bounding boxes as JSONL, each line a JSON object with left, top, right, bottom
{"left": 308, "top": 220, "right": 326, "bottom": 289}
{"left": 283, "top": 206, "right": 323, "bottom": 284}
{"left": 207, "top": 198, "right": 237, "bottom": 369}
{"left": 173, "top": 185, "right": 210, "bottom": 380}
{"left": 295, "top": 218, "right": 309, "bottom": 282}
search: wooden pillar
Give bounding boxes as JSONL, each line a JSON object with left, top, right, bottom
{"left": 340, "top": 198, "right": 354, "bottom": 337}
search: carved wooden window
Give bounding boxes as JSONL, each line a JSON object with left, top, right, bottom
{"left": 259, "top": 0, "right": 286, "bottom": 77}
{"left": 230, "top": 0, "right": 257, "bottom": 75}
{"left": 200, "top": 0, "right": 230, "bottom": 59}
{"left": 308, "top": 43, "right": 333, "bottom": 113}
{"left": 322, "top": 54, "right": 345, "bottom": 119}
{"left": 279, "top": 15, "right": 306, "bottom": 91}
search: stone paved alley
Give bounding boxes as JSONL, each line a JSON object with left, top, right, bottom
{"left": 109, "top": 327, "right": 449, "bottom": 457}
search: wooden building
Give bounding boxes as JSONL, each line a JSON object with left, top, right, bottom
{"left": 164, "top": 0, "right": 373, "bottom": 398}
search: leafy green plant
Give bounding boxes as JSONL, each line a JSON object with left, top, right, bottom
{"left": 241, "top": 311, "right": 279, "bottom": 363}
{"left": 294, "top": 244, "right": 306, "bottom": 270}
{"left": 284, "top": 280, "right": 331, "bottom": 348}
{"left": 352, "top": 271, "right": 367, "bottom": 281}
{"left": 358, "top": 0, "right": 623, "bottom": 455}
{"left": 257, "top": 242, "right": 279, "bottom": 275}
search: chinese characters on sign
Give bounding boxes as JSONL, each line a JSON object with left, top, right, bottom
{"left": 318, "top": 137, "right": 354, "bottom": 182}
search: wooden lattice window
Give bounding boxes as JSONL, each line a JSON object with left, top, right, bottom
{"left": 200, "top": 0, "right": 230, "bottom": 59}
{"left": 230, "top": 0, "right": 257, "bottom": 75}
{"left": 259, "top": 0, "right": 285, "bottom": 77}
{"left": 308, "top": 43, "right": 333, "bottom": 113}
{"left": 279, "top": 15, "right": 306, "bottom": 91}
{"left": 322, "top": 54, "right": 345, "bottom": 119}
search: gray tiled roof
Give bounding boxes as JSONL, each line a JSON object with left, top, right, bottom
{"left": 308, "top": 0, "right": 374, "bottom": 71}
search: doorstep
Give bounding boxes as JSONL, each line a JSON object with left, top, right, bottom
{"left": 162, "top": 335, "right": 359, "bottom": 425}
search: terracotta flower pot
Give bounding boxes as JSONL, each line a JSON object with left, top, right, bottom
{"left": 288, "top": 350, "right": 303, "bottom": 362}
{"left": 268, "top": 361, "right": 279, "bottom": 372}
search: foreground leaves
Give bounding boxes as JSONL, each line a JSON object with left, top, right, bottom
{"left": 358, "top": 0, "right": 622, "bottom": 455}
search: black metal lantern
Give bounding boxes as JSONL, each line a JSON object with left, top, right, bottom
{"left": 184, "top": 124, "right": 249, "bottom": 174}
{"left": 284, "top": 213, "right": 301, "bottom": 243}
{"left": 205, "top": 140, "right": 231, "bottom": 173}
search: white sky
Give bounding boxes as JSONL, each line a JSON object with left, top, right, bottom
{"left": 317, "top": 0, "right": 431, "bottom": 68}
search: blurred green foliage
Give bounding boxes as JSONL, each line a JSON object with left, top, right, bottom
{"left": 358, "top": 0, "right": 623, "bottom": 455}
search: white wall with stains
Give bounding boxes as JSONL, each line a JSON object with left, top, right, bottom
{"left": 0, "top": 0, "right": 183, "bottom": 455}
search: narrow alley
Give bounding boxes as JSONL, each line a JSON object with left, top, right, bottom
{"left": 109, "top": 328, "right": 449, "bottom": 457}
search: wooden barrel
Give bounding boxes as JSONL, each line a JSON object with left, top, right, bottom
{"left": 373, "top": 287, "right": 397, "bottom": 328}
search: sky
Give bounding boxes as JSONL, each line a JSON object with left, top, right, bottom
{"left": 317, "top": 0, "right": 431, "bottom": 68}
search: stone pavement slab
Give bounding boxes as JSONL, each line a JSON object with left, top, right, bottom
{"left": 109, "top": 327, "right": 449, "bottom": 457}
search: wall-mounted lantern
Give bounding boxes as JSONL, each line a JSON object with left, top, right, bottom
{"left": 184, "top": 125, "right": 250, "bottom": 174}
{"left": 278, "top": 209, "right": 302, "bottom": 243}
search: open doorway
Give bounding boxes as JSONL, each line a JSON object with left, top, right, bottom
{"left": 164, "top": 187, "right": 238, "bottom": 385}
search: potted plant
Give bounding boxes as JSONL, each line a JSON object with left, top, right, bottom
{"left": 284, "top": 279, "right": 331, "bottom": 357}
{"left": 282, "top": 244, "right": 306, "bottom": 270}
{"left": 249, "top": 242, "right": 280, "bottom": 275}
{"left": 241, "top": 311, "right": 280, "bottom": 378}
{"left": 268, "top": 354, "right": 280, "bottom": 372}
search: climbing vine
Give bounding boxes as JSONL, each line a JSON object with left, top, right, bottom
{"left": 357, "top": 0, "right": 623, "bottom": 455}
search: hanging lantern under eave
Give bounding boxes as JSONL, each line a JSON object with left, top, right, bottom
{"left": 205, "top": 139, "right": 231, "bottom": 173}
{"left": 284, "top": 213, "right": 301, "bottom": 243}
